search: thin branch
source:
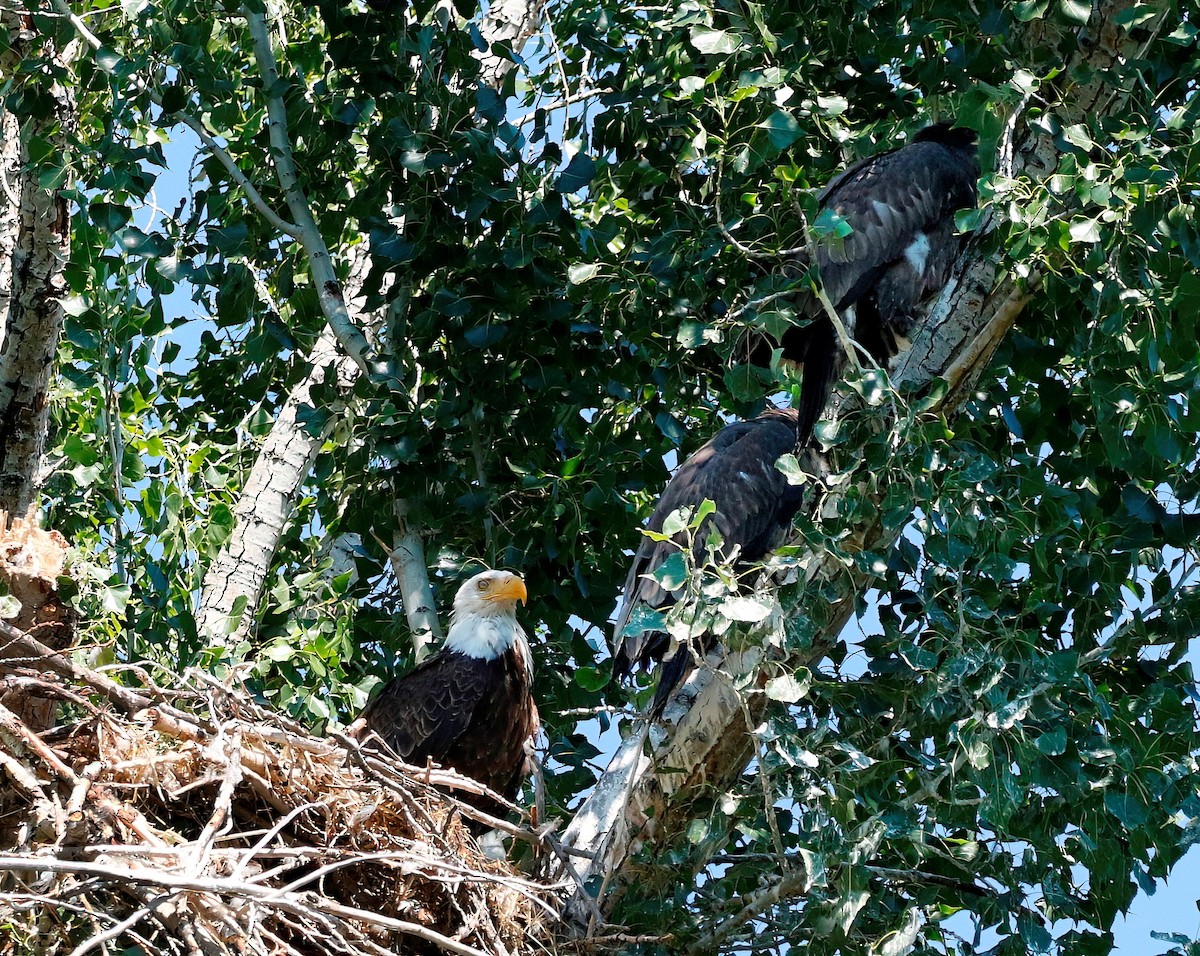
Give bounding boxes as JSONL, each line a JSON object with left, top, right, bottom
{"left": 243, "top": 7, "right": 388, "bottom": 382}
{"left": 49, "top": 0, "right": 300, "bottom": 237}
{"left": 685, "top": 865, "right": 812, "bottom": 955}
{"left": 67, "top": 892, "right": 177, "bottom": 956}
{"left": 0, "top": 620, "right": 207, "bottom": 727}
{"left": 864, "top": 865, "right": 996, "bottom": 898}
{"left": 0, "top": 856, "right": 494, "bottom": 956}
{"left": 510, "top": 87, "right": 612, "bottom": 127}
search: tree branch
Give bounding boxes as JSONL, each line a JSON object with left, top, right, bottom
{"left": 388, "top": 499, "right": 444, "bottom": 660}
{"left": 243, "top": 8, "right": 388, "bottom": 382}
{"left": 49, "top": 0, "right": 300, "bottom": 238}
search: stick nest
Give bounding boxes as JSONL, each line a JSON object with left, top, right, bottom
{"left": 0, "top": 631, "right": 561, "bottom": 956}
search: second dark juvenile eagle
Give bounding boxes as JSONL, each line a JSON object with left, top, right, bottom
{"left": 770, "top": 121, "right": 980, "bottom": 449}
{"left": 612, "top": 407, "right": 806, "bottom": 712}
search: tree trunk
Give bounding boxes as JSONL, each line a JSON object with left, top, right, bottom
{"left": 195, "top": 324, "right": 358, "bottom": 642}
{"left": 0, "top": 13, "right": 73, "bottom": 516}
{"left": 560, "top": 0, "right": 1160, "bottom": 925}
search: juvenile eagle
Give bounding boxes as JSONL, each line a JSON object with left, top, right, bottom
{"left": 772, "top": 121, "right": 980, "bottom": 448}
{"left": 354, "top": 569, "right": 538, "bottom": 818}
{"left": 612, "top": 407, "right": 806, "bottom": 712}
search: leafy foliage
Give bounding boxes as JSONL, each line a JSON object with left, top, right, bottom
{"left": 3, "top": 0, "right": 1198, "bottom": 952}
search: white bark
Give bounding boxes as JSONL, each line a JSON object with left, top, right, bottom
{"left": 244, "top": 10, "right": 387, "bottom": 381}
{"left": 475, "top": 0, "right": 547, "bottom": 86}
{"left": 388, "top": 500, "right": 443, "bottom": 660}
{"left": 560, "top": 0, "right": 1160, "bottom": 923}
{"left": 196, "top": 325, "right": 357, "bottom": 642}
{"left": 0, "top": 15, "right": 73, "bottom": 516}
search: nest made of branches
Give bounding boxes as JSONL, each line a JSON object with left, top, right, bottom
{"left": 0, "top": 624, "right": 565, "bottom": 956}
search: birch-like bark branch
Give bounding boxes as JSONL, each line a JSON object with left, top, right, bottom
{"left": 0, "top": 12, "right": 73, "bottom": 515}
{"left": 389, "top": 499, "right": 443, "bottom": 659}
{"left": 243, "top": 10, "right": 388, "bottom": 383}
{"left": 561, "top": 0, "right": 1163, "bottom": 926}
{"left": 195, "top": 325, "right": 356, "bottom": 642}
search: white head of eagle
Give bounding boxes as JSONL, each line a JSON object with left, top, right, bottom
{"left": 444, "top": 569, "right": 532, "bottom": 667}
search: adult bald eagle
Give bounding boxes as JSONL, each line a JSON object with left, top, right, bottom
{"left": 354, "top": 569, "right": 538, "bottom": 818}
{"left": 613, "top": 407, "right": 806, "bottom": 712}
{"left": 766, "top": 121, "right": 980, "bottom": 448}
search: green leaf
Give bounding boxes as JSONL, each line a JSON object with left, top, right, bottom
{"left": 464, "top": 323, "right": 508, "bottom": 347}
{"left": 774, "top": 453, "right": 807, "bottom": 486}
{"left": 690, "top": 499, "right": 717, "bottom": 529}
{"left": 765, "top": 670, "right": 810, "bottom": 702}
{"left": 116, "top": 227, "right": 171, "bottom": 258}
{"left": 652, "top": 552, "right": 688, "bottom": 590}
{"left": 554, "top": 153, "right": 596, "bottom": 193}
{"left": 1114, "top": 3, "right": 1159, "bottom": 27}
{"left": 1104, "top": 792, "right": 1148, "bottom": 829}
{"left": 0, "top": 593, "right": 21, "bottom": 620}
{"left": 207, "top": 504, "right": 235, "bottom": 550}
{"left": 812, "top": 207, "right": 853, "bottom": 239}
{"left": 574, "top": 666, "right": 609, "bottom": 691}
{"left": 721, "top": 595, "right": 772, "bottom": 623}
{"left": 724, "top": 363, "right": 765, "bottom": 401}
{"left": 620, "top": 604, "right": 665, "bottom": 638}
{"left": 159, "top": 83, "right": 187, "bottom": 114}
{"left": 1058, "top": 0, "right": 1090, "bottom": 24}
{"left": 101, "top": 584, "right": 132, "bottom": 616}
{"left": 568, "top": 263, "right": 602, "bottom": 284}
{"left": 676, "top": 320, "right": 711, "bottom": 348}
{"left": 689, "top": 27, "right": 743, "bottom": 55}
{"left": 655, "top": 412, "right": 688, "bottom": 444}
{"left": 1069, "top": 218, "right": 1101, "bottom": 243}
{"left": 760, "top": 110, "right": 801, "bottom": 149}
{"left": 1013, "top": 0, "right": 1049, "bottom": 19}
{"left": 89, "top": 202, "right": 131, "bottom": 234}
{"left": 661, "top": 507, "right": 691, "bottom": 536}
{"left": 70, "top": 462, "right": 103, "bottom": 488}
{"left": 1035, "top": 727, "right": 1067, "bottom": 755}
{"left": 815, "top": 94, "right": 848, "bottom": 116}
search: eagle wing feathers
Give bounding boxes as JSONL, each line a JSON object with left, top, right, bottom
{"left": 612, "top": 409, "right": 805, "bottom": 709}
{"left": 357, "top": 651, "right": 491, "bottom": 764}
{"left": 781, "top": 124, "right": 980, "bottom": 449}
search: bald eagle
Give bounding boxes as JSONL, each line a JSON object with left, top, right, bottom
{"left": 613, "top": 407, "right": 806, "bottom": 712}
{"left": 354, "top": 569, "right": 539, "bottom": 818}
{"left": 768, "top": 121, "right": 980, "bottom": 448}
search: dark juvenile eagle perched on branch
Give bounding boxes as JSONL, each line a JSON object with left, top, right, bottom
{"left": 353, "top": 570, "right": 539, "bottom": 818}
{"left": 612, "top": 408, "right": 806, "bottom": 712}
{"left": 772, "top": 121, "right": 980, "bottom": 448}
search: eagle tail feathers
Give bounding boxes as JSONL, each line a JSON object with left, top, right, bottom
{"left": 794, "top": 318, "right": 840, "bottom": 451}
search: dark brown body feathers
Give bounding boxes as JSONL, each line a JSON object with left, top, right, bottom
{"left": 357, "top": 646, "right": 538, "bottom": 817}
{"left": 779, "top": 122, "right": 980, "bottom": 448}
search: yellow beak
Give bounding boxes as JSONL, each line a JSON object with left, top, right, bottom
{"left": 491, "top": 573, "right": 528, "bottom": 606}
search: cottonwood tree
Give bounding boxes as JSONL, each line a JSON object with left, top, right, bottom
{"left": 1, "top": 0, "right": 1198, "bottom": 953}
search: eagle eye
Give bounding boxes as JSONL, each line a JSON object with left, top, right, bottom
{"left": 477, "top": 579, "right": 491, "bottom": 591}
